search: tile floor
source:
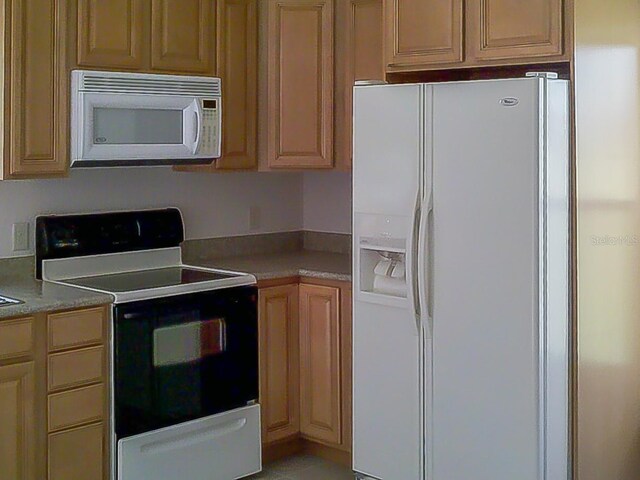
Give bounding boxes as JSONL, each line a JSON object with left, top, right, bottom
{"left": 248, "top": 454, "right": 354, "bottom": 480}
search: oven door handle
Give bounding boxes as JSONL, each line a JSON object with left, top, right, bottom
{"left": 140, "top": 418, "right": 247, "bottom": 455}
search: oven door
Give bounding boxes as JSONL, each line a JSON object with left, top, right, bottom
{"left": 114, "top": 286, "right": 258, "bottom": 440}
{"left": 72, "top": 91, "right": 220, "bottom": 166}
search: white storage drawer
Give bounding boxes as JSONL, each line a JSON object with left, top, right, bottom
{"left": 118, "top": 404, "right": 261, "bottom": 480}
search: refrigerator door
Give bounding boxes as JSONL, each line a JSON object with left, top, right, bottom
{"left": 353, "top": 84, "right": 425, "bottom": 480}
{"left": 428, "top": 78, "right": 568, "bottom": 480}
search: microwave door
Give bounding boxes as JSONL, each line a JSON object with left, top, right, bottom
{"left": 72, "top": 93, "right": 215, "bottom": 167}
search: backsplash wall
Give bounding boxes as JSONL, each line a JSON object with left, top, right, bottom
{"left": 0, "top": 169, "right": 303, "bottom": 258}
{"left": 302, "top": 171, "right": 352, "bottom": 234}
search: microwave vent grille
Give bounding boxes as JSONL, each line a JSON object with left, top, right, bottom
{"left": 78, "top": 72, "right": 221, "bottom": 97}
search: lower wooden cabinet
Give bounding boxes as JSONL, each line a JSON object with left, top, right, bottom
{"left": 0, "top": 306, "right": 109, "bottom": 480}
{"left": 259, "top": 279, "right": 352, "bottom": 454}
{"left": 299, "top": 284, "right": 342, "bottom": 445}
{"left": 0, "top": 362, "right": 36, "bottom": 480}
{"left": 259, "top": 284, "right": 300, "bottom": 443}
{"left": 48, "top": 423, "right": 105, "bottom": 480}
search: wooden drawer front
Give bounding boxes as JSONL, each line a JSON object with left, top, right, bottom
{"left": 48, "top": 384, "right": 104, "bottom": 432}
{"left": 0, "top": 317, "right": 34, "bottom": 361}
{"left": 48, "top": 308, "right": 105, "bottom": 352}
{"left": 48, "top": 423, "right": 104, "bottom": 480}
{"left": 48, "top": 347, "right": 104, "bottom": 392}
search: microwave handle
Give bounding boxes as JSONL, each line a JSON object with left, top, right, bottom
{"left": 188, "top": 100, "right": 203, "bottom": 155}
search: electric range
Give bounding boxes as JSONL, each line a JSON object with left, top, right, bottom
{"left": 36, "top": 209, "right": 261, "bottom": 480}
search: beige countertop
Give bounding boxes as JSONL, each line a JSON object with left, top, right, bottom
{"left": 0, "top": 276, "right": 113, "bottom": 320}
{"left": 192, "top": 250, "right": 352, "bottom": 283}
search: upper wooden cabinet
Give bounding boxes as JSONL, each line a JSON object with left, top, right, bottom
{"left": 1, "top": 0, "right": 69, "bottom": 179}
{"left": 385, "top": 0, "right": 571, "bottom": 73}
{"left": 72, "top": 0, "right": 217, "bottom": 75}
{"left": 467, "top": 0, "right": 564, "bottom": 62}
{"left": 336, "top": 0, "right": 384, "bottom": 170}
{"left": 76, "top": 0, "right": 147, "bottom": 69}
{"left": 150, "top": 0, "right": 216, "bottom": 74}
{"left": 266, "top": 0, "right": 334, "bottom": 169}
{"left": 385, "top": 0, "right": 464, "bottom": 70}
{"left": 214, "top": 0, "right": 258, "bottom": 169}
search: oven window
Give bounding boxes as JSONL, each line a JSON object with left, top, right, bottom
{"left": 93, "top": 107, "right": 183, "bottom": 145}
{"left": 114, "top": 287, "right": 259, "bottom": 439}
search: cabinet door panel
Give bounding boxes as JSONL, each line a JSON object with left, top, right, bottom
{"left": 267, "top": 0, "right": 333, "bottom": 169}
{"left": 467, "top": 0, "right": 564, "bottom": 61}
{"left": 336, "top": 0, "right": 384, "bottom": 170}
{"left": 151, "top": 0, "right": 216, "bottom": 74}
{"left": 48, "top": 423, "right": 104, "bottom": 480}
{"left": 385, "top": 0, "right": 463, "bottom": 70}
{"left": 216, "top": 0, "right": 258, "bottom": 169}
{"left": 259, "top": 285, "right": 300, "bottom": 443}
{"left": 3, "top": 0, "right": 68, "bottom": 178}
{"left": 77, "top": 0, "right": 146, "bottom": 69}
{"left": 0, "top": 362, "right": 35, "bottom": 480}
{"left": 299, "top": 284, "right": 341, "bottom": 445}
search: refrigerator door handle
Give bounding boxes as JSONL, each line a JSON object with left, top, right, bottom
{"left": 418, "top": 195, "right": 433, "bottom": 333}
{"left": 408, "top": 192, "right": 422, "bottom": 334}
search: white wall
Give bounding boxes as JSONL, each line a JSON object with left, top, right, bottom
{"left": 302, "top": 172, "right": 352, "bottom": 234}
{"left": 0, "top": 168, "right": 302, "bottom": 258}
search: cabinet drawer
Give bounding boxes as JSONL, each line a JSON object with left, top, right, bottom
{"left": 48, "top": 346, "right": 104, "bottom": 392}
{"left": 48, "top": 384, "right": 104, "bottom": 432}
{"left": 0, "top": 317, "right": 34, "bottom": 361}
{"left": 48, "top": 308, "right": 105, "bottom": 352}
{"left": 48, "top": 423, "right": 104, "bottom": 480}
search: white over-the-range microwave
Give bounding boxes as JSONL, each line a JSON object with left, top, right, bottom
{"left": 71, "top": 70, "right": 222, "bottom": 167}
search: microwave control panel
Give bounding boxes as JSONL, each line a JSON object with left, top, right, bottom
{"left": 199, "top": 99, "right": 221, "bottom": 157}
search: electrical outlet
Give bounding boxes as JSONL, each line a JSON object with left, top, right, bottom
{"left": 12, "top": 223, "right": 29, "bottom": 252}
{"left": 249, "top": 206, "right": 261, "bottom": 231}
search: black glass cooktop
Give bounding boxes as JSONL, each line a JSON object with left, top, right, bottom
{"left": 65, "top": 267, "right": 238, "bottom": 293}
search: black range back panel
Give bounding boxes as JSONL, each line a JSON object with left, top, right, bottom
{"left": 35, "top": 208, "right": 185, "bottom": 279}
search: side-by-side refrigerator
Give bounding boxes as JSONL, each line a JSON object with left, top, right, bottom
{"left": 352, "top": 76, "right": 570, "bottom": 480}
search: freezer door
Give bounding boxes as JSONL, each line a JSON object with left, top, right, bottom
{"left": 429, "top": 78, "right": 568, "bottom": 480}
{"left": 353, "top": 84, "right": 425, "bottom": 480}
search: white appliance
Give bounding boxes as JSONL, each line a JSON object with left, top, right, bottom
{"left": 352, "top": 75, "right": 570, "bottom": 480}
{"left": 71, "top": 70, "right": 222, "bottom": 167}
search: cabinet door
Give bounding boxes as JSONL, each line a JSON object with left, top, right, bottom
{"left": 336, "top": 0, "right": 384, "bottom": 170}
{"left": 299, "top": 284, "right": 342, "bottom": 445}
{"left": 151, "top": 0, "right": 216, "bottom": 74}
{"left": 385, "top": 0, "right": 463, "bottom": 71}
{"left": 267, "top": 0, "right": 334, "bottom": 169}
{"left": 76, "top": 0, "right": 146, "bottom": 69}
{"left": 0, "top": 362, "right": 36, "bottom": 480}
{"left": 2, "top": 0, "right": 68, "bottom": 178}
{"left": 467, "top": 0, "right": 564, "bottom": 61}
{"left": 48, "top": 423, "right": 104, "bottom": 480}
{"left": 216, "top": 0, "right": 258, "bottom": 169}
{"left": 259, "top": 285, "right": 300, "bottom": 444}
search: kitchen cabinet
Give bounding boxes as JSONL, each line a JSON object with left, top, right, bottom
{"left": 259, "top": 279, "right": 352, "bottom": 456}
{"left": 259, "top": 284, "right": 300, "bottom": 444}
{"left": 384, "top": 0, "right": 464, "bottom": 71}
{"left": 0, "top": 362, "right": 36, "bottom": 480}
{"left": 76, "top": 0, "right": 147, "bottom": 69}
{"left": 48, "top": 423, "right": 104, "bottom": 480}
{"left": 466, "top": 0, "right": 564, "bottom": 62}
{"left": 266, "top": 0, "right": 334, "bottom": 169}
{"left": 1, "top": 0, "right": 69, "bottom": 179}
{"left": 335, "top": 0, "right": 384, "bottom": 170}
{"left": 299, "top": 284, "right": 342, "bottom": 445}
{"left": 385, "top": 0, "right": 571, "bottom": 73}
{"left": 150, "top": 0, "right": 216, "bottom": 74}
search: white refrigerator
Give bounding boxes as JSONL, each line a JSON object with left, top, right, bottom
{"left": 352, "top": 76, "right": 570, "bottom": 480}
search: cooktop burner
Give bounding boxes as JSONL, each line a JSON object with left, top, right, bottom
{"left": 64, "top": 267, "right": 239, "bottom": 293}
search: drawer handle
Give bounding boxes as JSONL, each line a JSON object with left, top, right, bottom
{"left": 140, "top": 418, "right": 247, "bottom": 455}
